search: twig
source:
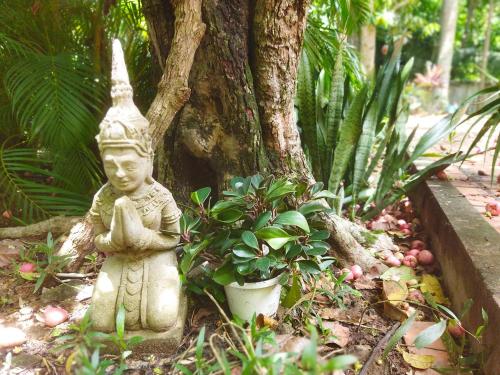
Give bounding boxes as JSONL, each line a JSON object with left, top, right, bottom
{"left": 359, "top": 322, "right": 400, "bottom": 375}
{"left": 203, "top": 289, "right": 250, "bottom": 358}
{"left": 55, "top": 272, "right": 95, "bottom": 279}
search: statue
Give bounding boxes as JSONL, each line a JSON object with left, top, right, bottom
{"left": 89, "top": 40, "right": 186, "bottom": 351}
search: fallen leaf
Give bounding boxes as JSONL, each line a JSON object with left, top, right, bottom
{"left": 0, "top": 239, "right": 24, "bottom": 268}
{"left": 383, "top": 280, "right": 408, "bottom": 303}
{"left": 380, "top": 266, "right": 416, "bottom": 282}
{"left": 419, "top": 274, "right": 449, "bottom": 305}
{"left": 323, "top": 321, "right": 350, "bottom": 347}
{"left": 402, "top": 351, "right": 435, "bottom": 369}
{"left": 256, "top": 314, "right": 278, "bottom": 330}
{"left": 191, "top": 307, "right": 215, "bottom": 329}
{"left": 383, "top": 280, "right": 411, "bottom": 321}
{"left": 353, "top": 276, "right": 377, "bottom": 290}
{"left": 281, "top": 336, "right": 311, "bottom": 354}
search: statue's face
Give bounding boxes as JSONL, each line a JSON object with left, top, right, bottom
{"left": 102, "top": 147, "right": 151, "bottom": 194}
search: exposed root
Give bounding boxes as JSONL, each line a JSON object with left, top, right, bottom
{"left": 0, "top": 216, "right": 82, "bottom": 240}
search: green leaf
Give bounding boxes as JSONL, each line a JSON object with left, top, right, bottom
{"left": 305, "top": 241, "right": 329, "bottom": 256}
{"left": 301, "top": 326, "right": 318, "bottom": 369}
{"left": 383, "top": 312, "right": 417, "bottom": 358}
{"left": 297, "top": 50, "right": 321, "bottom": 179}
{"left": 232, "top": 247, "right": 257, "bottom": 259}
{"left": 324, "top": 355, "right": 358, "bottom": 371}
{"left": 297, "top": 260, "right": 321, "bottom": 274}
{"left": 214, "top": 208, "right": 243, "bottom": 223}
{"left": 190, "top": 187, "right": 211, "bottom": 205}
{"left": 213, "top": 262, "right": 236, "bottom": 285}
{"left": 255, "top": 257, "right": 271, "bottom": 272}
{"left": 253, "top": 211, "right": 272, "bottom": 231}
{"left": 298, "top": 201, "right": 327, "bottom": 216}
{"left": 116, "top": 304, "right": 126, "bottom": 339}
{"left": 286, "top": 244, "right": 303, "bottom": 259}
{"left": 309, "top": 230, "right": 330, "bottom": 241}
{"left": 414, "top": 320, "right": 447, "bottom": 349}
{"left": 380, "top": 266, "right": 416, "bottom": 281}
{"left": 282, "top": 274, "right": 302, "bottom": 308}
{"left": 241, "top": 231, "right": 259, "bottom": 250}
{"left": 255, "top": 226, "right": 296, "bottom": 250}
{"left": 328, "top": 84, "right": 368, "bottom": 194}
{"left": 274, "top": 211, "right": 310, "bottom": 233}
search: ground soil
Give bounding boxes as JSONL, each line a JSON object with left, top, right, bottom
{"left": 0, "top": 197, "right": 460, "bottom": 374}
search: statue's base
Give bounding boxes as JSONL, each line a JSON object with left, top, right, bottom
{"left": 124, "top": 293, "right": 188, "bottom": 355}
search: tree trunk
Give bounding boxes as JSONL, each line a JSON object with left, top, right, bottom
{"left": 359, "top": 0, "right": 376, "bottom": 79}
{"left": 50, "top": 0, "right": 387, "bottom": 272}
{"left": 141, "top": 0, "right": 387, "bottom": 271}
{"left": 479, "top": 0, "right": 493, "bottom": 88}
{"left": 436, "top": 0, "right": 459, "bottom": 108}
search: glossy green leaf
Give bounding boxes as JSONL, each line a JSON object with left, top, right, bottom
{"left": 190, "top": 187, "right": 211, "bottom": 206}
{"left": 255, "top": 226, "right": 296, "bottom": 250}
{"left": 383, "top": 312, "right": 416, "bottom": 358}
{"left": 274, "top": 210, "right": 310, "bottom": 233}
{"left": 241, "top": 231, "right": 259, "bottom": 250}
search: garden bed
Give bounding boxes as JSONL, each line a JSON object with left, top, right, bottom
{"left": 410, "top": 163, "right": 500, "bottom": 374}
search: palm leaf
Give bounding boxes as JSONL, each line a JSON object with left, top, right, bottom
{"left": 0, "top": 143, "right": 91, "bottom": 223}
{"left": 4, "top": 53, "right": 105, "bottom": 152}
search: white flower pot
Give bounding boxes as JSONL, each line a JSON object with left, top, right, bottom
{"left": 224, "top": 275, "right": 282, "bottom": 321}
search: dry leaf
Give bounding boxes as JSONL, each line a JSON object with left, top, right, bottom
{"left": 0, "top": 239, "right": 24, "bottom": 268}
{"left": 419, "top": 274, "right": 449, "bottom": 305}
{"left": 383, "top": 280, "right": 408, "bottom": 303}
{"left": 323, "top": 321, "right": 350, "bottom": 347}
{"left": 191, "top": 307, "right": 215, "bottom": 329}
{"left": 256, "top": 314, "right": 278, "bottom": 330}
{"left": 353, "top": 276, "right": 377, "bottom": 290}
{"left": 383, "top": 280, "right": 411, "bottom": 321}
{"left": 281, "top": 336, "right": 311, "bottom": 354}
{"left": 402, "top": 351, "right": 435, "bottom": 369}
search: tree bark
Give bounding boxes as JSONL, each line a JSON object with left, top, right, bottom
{"left": 479, "top": 0, "right": 494, "bottom": 88}
{"left": 359, "top": 0, "right": 376, "bottom": 79}
{"left": 436, "top": 0, "right": 459, "bottom": 108}
{"left": 49, "top": 0, "right": 388, "bottom": 272}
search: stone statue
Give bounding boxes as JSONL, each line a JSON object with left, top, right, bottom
{"left": 89, "top": 40, "right": 186, "bottom": 350}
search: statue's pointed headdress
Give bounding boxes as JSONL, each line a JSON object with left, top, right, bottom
{"left": 96, "top": 39, "right": 153, "bottom": 158}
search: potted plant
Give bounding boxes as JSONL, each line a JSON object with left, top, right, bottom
{"left": 179, "top": 174, "right": 336, "bottom": 320}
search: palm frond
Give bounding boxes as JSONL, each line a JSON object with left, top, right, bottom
{"left": 0, "top": 143, "right": 91, "bottom": 223}
{"left": 4, "top": 53, "right": 105, "bottom": 152}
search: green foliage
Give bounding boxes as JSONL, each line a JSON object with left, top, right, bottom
{"left": 0, "top": 144, "right": 91, "bottom": 223}
{"left": 0, "top": 0, "right": 153, "bottom": 223}
{"left": 17, "top": 233, "right": 71, "bottom": 291}
{"left": 180, "top": 175, "right": 336, "bottom": 304}
{"left": 296, "top": 43, "right": 462, "bottom": 218}
{"left": 53, "top": 305, "right": 143, "bottom": 374}
{"left": 175, "top": 316, "right": 357, "bottom": 374}
{"left": 455, "top": 85, "right": 500, "bottom": 178}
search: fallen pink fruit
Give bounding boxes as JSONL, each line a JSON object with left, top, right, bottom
{"left": 41, "top": 306, "right": 69, "bottom": 327}
{"left": 340, "top": 268, "right": 354, "bottom": 282}
{"left": 410, "top": 240, "right": 426, "bottom": 250}
{"left": 384, "top": 255, "right": 401, "bottom": 267}
{"left": 485, "top": 201, "right": 500, "bottom": 216}
{"left": 0, "top": 326, "right": 26, "bottom": 348}
{"left": 417, "top": 250, "right": 434, "bottom": 265}
{"left": 402, "top": 255, "right": 418, "bottom": 268}
{"left": 405, "top": 249, "right": 420, "bottom": 258}
{"left": 350, "top": 264, "right": 363, "bottom": 279}
{"left": 19, "top": 262, "right": 36, "bottom": 273}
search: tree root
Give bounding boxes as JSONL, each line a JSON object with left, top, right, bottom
{"left": 324, "top": 213, "right": 390, "bottom": 273}
{"left": 0, "top": 216, "right": 82, "bottom": 240}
